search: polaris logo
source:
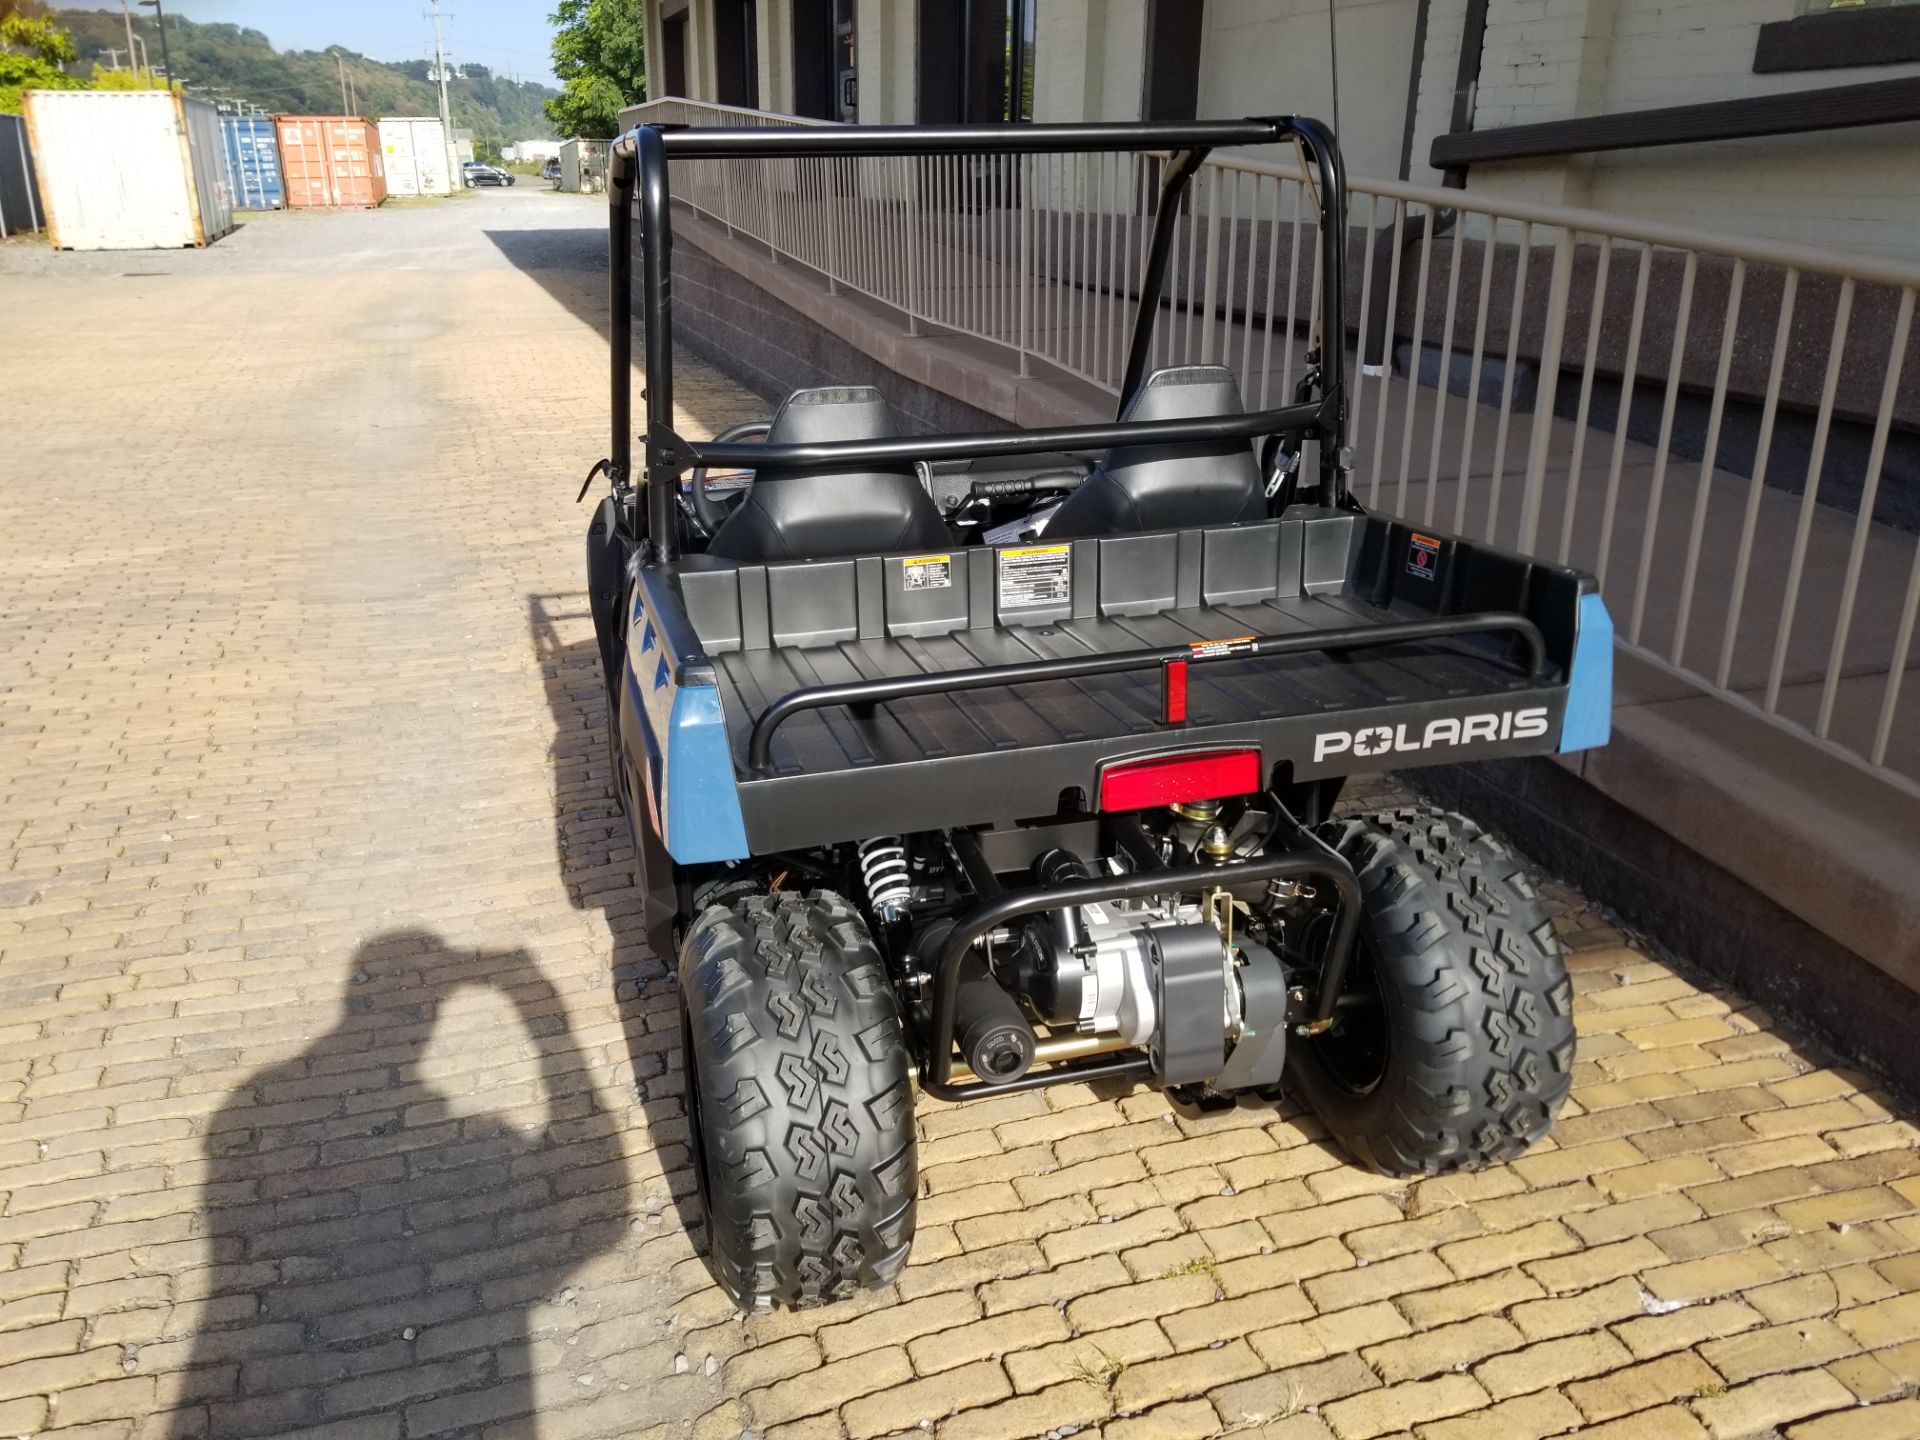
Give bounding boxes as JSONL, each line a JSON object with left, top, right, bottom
{"left": 1314, "top": 707, "right": 1550, "bottom": 764}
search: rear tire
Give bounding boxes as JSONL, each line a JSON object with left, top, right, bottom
{"left": 1287, "top": 806, "right": 1575, "bottom": 1176}
{"left": 678, "top": 891, "right": 917, "bottom": 1310}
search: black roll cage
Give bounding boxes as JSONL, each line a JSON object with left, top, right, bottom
{"left": 604, "top": 117, "right": 1353, "bottom": 561}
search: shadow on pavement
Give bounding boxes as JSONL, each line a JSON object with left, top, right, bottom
{"left": 527, "top": 592, "right": 710, "bottom": 1266}
{"left": 482, "top": 228, "right": 613, "bottom": 343}
{"left": 164, "top": 930, "right": 628, "bottom": 1439}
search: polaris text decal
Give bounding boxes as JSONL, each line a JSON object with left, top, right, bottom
{"left": 1314, "top": 706, "right": 1550, "bottom": 763}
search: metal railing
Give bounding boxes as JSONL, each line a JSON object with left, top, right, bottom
{"left": 625, "top": 98, "right": 1920, "bottom": 796}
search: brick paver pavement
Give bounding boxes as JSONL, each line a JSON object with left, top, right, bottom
{"left": 3, "top": 192, "right": 1919, "bottom": 1440}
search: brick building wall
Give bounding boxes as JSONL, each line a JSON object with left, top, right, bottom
{"left": 1409, "top": 0, "right": 1920, "bottom": 260}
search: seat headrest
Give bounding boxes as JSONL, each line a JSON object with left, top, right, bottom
{"left": 1121, "top": 365, "right": 1249, "bottom": 423}
{"left": 766, "top": 387, "right": 900, "bottom": 445}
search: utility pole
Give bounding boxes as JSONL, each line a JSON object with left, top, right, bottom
{"left": 338, "top": 55, "right": 350, "bottom": 113}
{"left": 120, "top": 0, "right": 137, "bottom": 78}
{"left": 137, "top": 0, "right": 173, "bottom": 91}
{"left": 427, "top": 2, "right": 460, "bottom": 191}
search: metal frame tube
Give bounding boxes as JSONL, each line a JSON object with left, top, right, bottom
{"left": 607, "top": 115, "right": 1356, "bottom": 547}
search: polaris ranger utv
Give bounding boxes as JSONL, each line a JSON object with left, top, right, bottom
{"left": 583, "top": 118, "right": 1614, "bottom": 1311}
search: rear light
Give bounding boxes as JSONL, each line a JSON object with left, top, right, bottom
{"left": 1098, "top": 749, "right": 1262, "bottom": 812}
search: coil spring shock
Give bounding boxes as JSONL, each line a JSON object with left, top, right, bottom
{"left": 856, "top": 837, "right": 913, "bottom": 922}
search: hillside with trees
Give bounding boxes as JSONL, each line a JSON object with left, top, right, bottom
{"left": 35, "top": 7, "right": 557, "bottom": 152}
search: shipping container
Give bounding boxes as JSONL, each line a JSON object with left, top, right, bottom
{"left": 22, "top": 90, "right": 233, "bottom": 250}
{"left": 559, "top": 139, "right": 610, "bottom": 194}
{"left": 377, "top": 117, "right": 452, "bottom": 198}
{"left": 0, "top": 113, "right": 40, "bottom": 238}
{"left": 220, "top": 114, "right": 283, "bottom": 210}
{"left": 276, "top": 116, "right": 386, "bottom": 209}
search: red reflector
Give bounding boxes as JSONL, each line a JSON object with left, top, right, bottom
{"left": 1161, "top": 658, "right": 1188, "bottom": 724}
{"left": 1098, "top": 749, "right": 1262, "bottom": 812}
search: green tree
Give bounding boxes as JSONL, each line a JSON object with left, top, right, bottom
{"left": 1, "top": 9, "right": 81, "bottom": 113}
{"left": 545, "top": 0, "right": 643, "bottom": 139}
{"left": 89, "top": 62, "right": 164, "bottom": 91}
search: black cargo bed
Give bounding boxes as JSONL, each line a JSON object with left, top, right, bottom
{"left": 663, "top": 510, "right": 1586, "bottom": 850}
{"left": 715, "top": 592, "right": 1540, "bottom": 777}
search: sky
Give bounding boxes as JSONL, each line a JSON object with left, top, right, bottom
{"left": 60, "top": 0, "right": 564, "bottom": 87}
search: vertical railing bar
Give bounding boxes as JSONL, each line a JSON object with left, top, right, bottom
{"left": 1059, "top": 154, "right": 1075, "bottom": 372}
{"left": 1595, "top": 243, "right": 1652, "bottom": 590}
{"left": 1259, "top": 177, "right": 1284, "bottom": 408}
{"left": 1517, "top": 226, "right": 1575, "bottom": 557}
{"left": 1239, "top": 172, "right": 1261, "bottom": 396}
{"left": 1424, "top": 211, "right": 1467, "bottom": 528}
{"left": 1182, "top": 170, "right": 1203, "bottom": 363}
{"left": 1557, "top": 235, "right": 1611, "bottom": 563}
{"left": 1017, "top": 154, "right": 1033, "bottom": 376}
{"left": 1873, "top": 539, "right": 1920, "bottom": 767}
{"left": 1279, "top": 177, "right": 1305, "bottom": 404}
{"left": 1627, "top": 249, "right": 1699, "bottom": 644}
{"left": 1485, "top": 220, "right": 1534, "bottom": 545}
{"left": 1396, "top": 202, "right": 1437, "bottom": 516}
{"left": 1218, "top": 167, "right": 1239, "bottom": 378}
{"left": 1075, "top": 156, "right": 1089, "bottom": 376}
{"left": 1767, "top": 277, "right": 1854, "bottom": 710}
{"left": 1671, "top": 257, "right": 1747, "bottom": 668}
{"left": 1717, "top": 269, "right": 1799, "bottom": 689}
{"left": 1206, "top": 164, "right": 1233, "bottom": 369}
{"left": 1349, "top": 194, "right": 1382, "bottom": 493}
{"left": 1367, "top": 199, "right": 1407, "bottom": 506}
{"left": 904, "top": 157, "right": 922, "bottom": 336}
{"left": 1817, "top": 285, "right": 1914, "bottom": 738}
{"left": 1105, "top": 152, "right": 1121, "bottom": 384}
{"left": 1453, "top": 218, "right": 1500, "bottom": 536}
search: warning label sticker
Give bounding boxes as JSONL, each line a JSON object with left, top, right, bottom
{"left": 902, "top": 554, "right": 953, "bottom": 591}
{"left": 1407, "top": 532, "right": 1442, "bottom": 581}
{"left": 997, "top": 544, "right": 1071, "bottom": 610}
{"left": 1189, "top": 635, "right": 1258, "bottom": 660}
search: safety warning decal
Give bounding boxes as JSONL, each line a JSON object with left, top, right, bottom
{"left": 1189, "top": 635, "right": 1258, "bottom": 660}
{"left": 902, "top": 554, "right": 953, "bottom": 591}
{"left": 1407, "top": 532, "right": 1441, "bottom": 581}
{"left": 998, "top": 544, "right": 1071, "bottom": 610}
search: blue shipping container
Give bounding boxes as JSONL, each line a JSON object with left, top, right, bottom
{"left": 220, "top": 115, "right": 283, "bottom": 210}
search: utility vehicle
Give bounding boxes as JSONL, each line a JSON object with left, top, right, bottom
{"left": 582, "top": 117, "right": 1614, "bottom": 1311}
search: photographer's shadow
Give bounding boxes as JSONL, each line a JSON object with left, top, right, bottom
{"left": 164, "top": 930, "right": 627, "bottom": 1439}
{"left": 529, "top": 593, "right": 708, "bottom": 1256}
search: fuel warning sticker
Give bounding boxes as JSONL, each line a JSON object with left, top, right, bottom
{"left": 902, "top": 554, "right": 953, "bottom": 591}
{"left": 998, "top": 543, "right": 1071, "bottom": 610}
{"left": 1407, "top": 531, "right": 1442, "bottom": 581}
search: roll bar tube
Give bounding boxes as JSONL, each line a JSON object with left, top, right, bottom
{"left": 607, "top": 117, "right": 1353, "bottom": 559}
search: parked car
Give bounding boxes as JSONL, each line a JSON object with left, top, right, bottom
{"left": 543, "top": 158, "right": 562, "bottom": 186}
{"left": 462, "top": 162, "right": 514, "bottom": 188}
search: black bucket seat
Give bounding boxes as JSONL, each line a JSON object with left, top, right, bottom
{"left": 1044, "top": 365, "right": 1266, "bottom": 538}
{"left": 706, "top": 387, "right": 950, "bottom": 562}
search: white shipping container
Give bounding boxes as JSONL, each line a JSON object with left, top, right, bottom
{"left": 378, "top": 117, "right": 452, "bottom": 198}
{"left": 23, "top": 90, "right": 234, "bottom": 250}
{"left": 560, "top": 138, "right": 609, "bottom": 194}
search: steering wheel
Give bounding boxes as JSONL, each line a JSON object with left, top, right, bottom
{"left": 687, "top": 420, "right": 770, "bottom": 538}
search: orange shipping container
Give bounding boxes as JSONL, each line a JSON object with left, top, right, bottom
{"left": 275, "top": 116, "right": 386, "bottom": 209}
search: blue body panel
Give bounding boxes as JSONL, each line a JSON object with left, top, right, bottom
{"left": 220, "top": 116, "right": 283, "bottom": 210}
{"left": 627, "top": 588, "right": 750, "bottom": 864}
{"left": 1558, "top": 592, "right": 1614, "bottom": 753}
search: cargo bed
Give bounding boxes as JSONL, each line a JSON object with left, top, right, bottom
{"left": 639, "top": 508, "right": 1607, "bottom": 853}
